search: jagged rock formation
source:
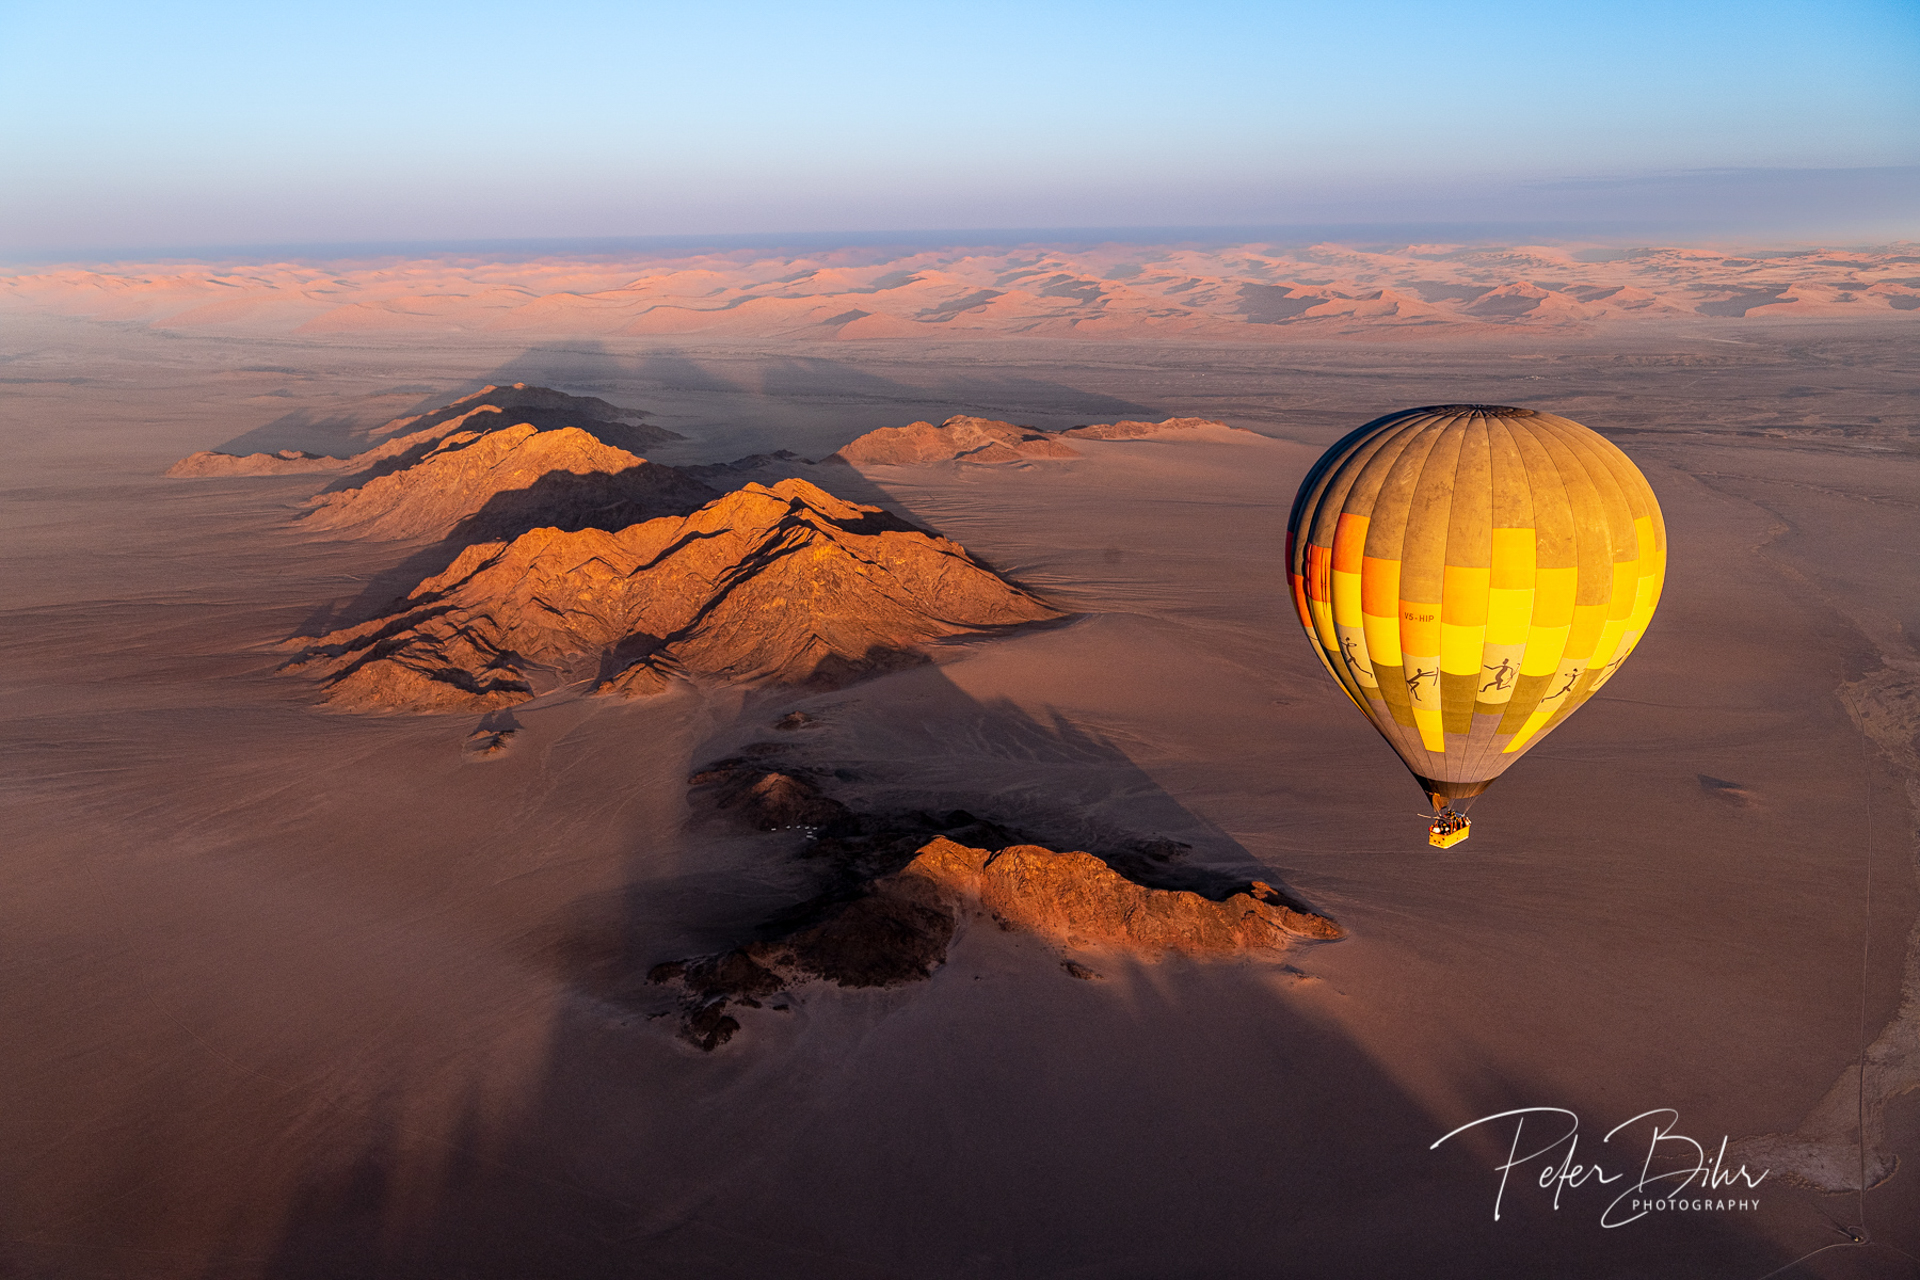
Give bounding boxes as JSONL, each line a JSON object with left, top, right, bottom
{"left": 830, "top": 416, "right": 1082, "bottom": 465}
{"left": 903, "top": 837, "right": 1342, "bottom": 950}
{"left": 678, "top": 449, "right": 815, "bottom": 485}
{"left": 166, "top": 382, "right": 680, "bottom": 481}
{"left": 300, "top": 423, "right": 717, "bottom": 542}
{"left": 357, "top": 383, "right": 680, "bottom": 460}
{"left": 688, "top": 753, "right": 858, "bottom": 833}
{"left": 826, "top": 413, "right": 1249, "bottom": 465}
{"left": 368, "top": 383, "right": 660, "bottom": 441}
{"left": 650, "top": 835, "right": 1342, "bottom": 1050}
{"left": 1059, "top": 416, "right": 1246, "bottom": 440}
{"left": 283, "top": 478, "right": 1063, "bottom": 712}
{"left": 166, "top": 448, "right": 360, "bottom": 477}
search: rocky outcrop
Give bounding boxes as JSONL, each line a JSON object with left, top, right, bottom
{"left": 678, "top": 449, "right": 815, "bottom": 486}
{"left": 166, "top": 448, "right": 360, "bottom": 477}
{"left": 283, "top": 478, "right": 1064, "bottom": 712}
{"left": 1059, "top": 416, "right": 1245, "bottom": 440}
{"left": 687, "top": 753, "right": 859, "bottom": 833}
{"left": 299, "top": 423, "right": 717, "bottom": 542}
{"left": 166, "top": 382, "right": 679, "bottom": 481}
{"left": 830, "top": 416, "right": 1081, "bottom": 465}
{"left": 826, "top": 413, "right": 1249, "bottom": 464}
{"left": 900, "top": 837, "right": 1342, "bottom": 950}
{"left": 365, "top": 382, "right": 672, "bottom": 445}
{"left": 650, "top": 834, "right": 1341, "bottom": 1049}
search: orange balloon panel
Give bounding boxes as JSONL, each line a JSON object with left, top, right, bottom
{"left": 1286, "top": 405, "right": 1666, "bottom": 808}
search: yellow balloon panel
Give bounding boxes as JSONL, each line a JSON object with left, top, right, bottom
{"left": 1286, "top": 406, "right": 1665, "bottom": 806}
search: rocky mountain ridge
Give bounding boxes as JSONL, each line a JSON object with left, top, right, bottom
{"left": 831, "top": 415, "right": 1082, "bottom": 465}
{"left": 651, "top": 834, "right": 1342, "bottom": 1049}
{"left": 167, "top": 382, "right": 680, "bottom": 479}
{"left": 282, "top": 478, "right": 1064, "bottom": 711}
{"left": 300, "top": 423, "right": 716, "bottom": 543}
{"left": 830, "top": 414, "right": 1243, "bottom": 465}
{"left": 1058, "top": 415, "right": 1247, "bottom": 441}
{"left": 173, "top": 387, "right": 1260, "bottom": 715}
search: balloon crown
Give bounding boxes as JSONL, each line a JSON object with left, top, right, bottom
{"left": 1419, "top": 404, "right": 1537, "bottom": 416}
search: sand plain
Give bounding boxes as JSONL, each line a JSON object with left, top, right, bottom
{"left": 1, "top": 296, "right": 1918, "bottom": 1278}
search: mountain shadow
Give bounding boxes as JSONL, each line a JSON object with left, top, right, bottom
{"left": 249, "top": 663, "right": 1801, "bottom": 1280}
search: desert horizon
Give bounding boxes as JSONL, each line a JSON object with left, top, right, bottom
{"left": 3, "top": 235, "right": 1917, "bottom": 1273}
{"left": 6, "top": 237, "right": 1916, "bottom": 346}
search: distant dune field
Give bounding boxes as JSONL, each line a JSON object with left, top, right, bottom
{"left": 5, "top": 240, "right": 1917, "bottom": 342}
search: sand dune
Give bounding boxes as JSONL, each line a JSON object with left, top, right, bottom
{"left": 11, "top": 241, "right": 1916, "bottom": 341}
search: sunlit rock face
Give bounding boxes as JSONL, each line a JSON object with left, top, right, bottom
{"left": 650, "top": 835, "right": 1343, "bottom": 1050}
{"left": 1057, "top": 416, "right": 1244, "bottom": 441}
{"left": 363, "top": 383, "right": 672, "bottom": 443}
{"left": 167, "top": 382, "right": 680, "bottom": 483}
{"left": 894, "top": 837, "right": 1344, "bottom": 953}
{"left": 829, "top": 415, "right": 1082, "bottom": 465}
{"left": 828, "top": 413, "right": 1252, "bottom": 465}
{"left": 283, "top": 479, "right": 1065, "bottom": 712}
{"left": 166, "top": 448, "right": 359, "bottom": 477}
{"left": 299, "top": 424, "right": 717, "bottom": 543}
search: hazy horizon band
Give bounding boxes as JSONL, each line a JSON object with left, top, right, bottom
{"left": 9, "top": 217, "right": 1920, "bottom": 272}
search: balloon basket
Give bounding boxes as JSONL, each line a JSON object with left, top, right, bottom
{"left": 1428, "top": 818, "right": 1470, "bottom": 848}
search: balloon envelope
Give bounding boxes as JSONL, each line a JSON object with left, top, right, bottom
{"left": 1286, "top": 405, "right": 1666, "bottom": 809}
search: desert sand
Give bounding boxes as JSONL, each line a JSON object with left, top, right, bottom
{"left": 1, "top": 261, "right": 1917, "bottom": 1277}
{"left": 5, "top": 240, "right": 1917, "bottom": 344}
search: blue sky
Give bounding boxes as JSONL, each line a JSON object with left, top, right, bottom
{"left": 2, "top": 0, "right": 1916, "bottom": 254}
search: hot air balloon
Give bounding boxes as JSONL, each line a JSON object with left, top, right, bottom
{"left": 1285, "top": 406, "right": 1666, "bottom": 846}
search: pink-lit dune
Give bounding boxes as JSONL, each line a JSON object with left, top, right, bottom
{"left": 6, "top": 241, "right": 1915, "bottom": 340}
